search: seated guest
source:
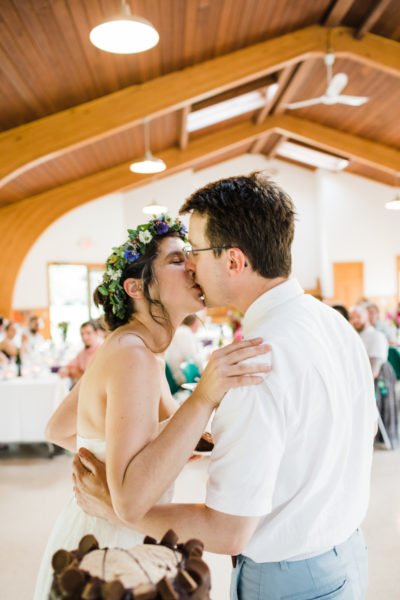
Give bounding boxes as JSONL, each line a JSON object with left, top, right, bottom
{"left": 23, "top": 315, "right": 45, "bottom": 354}
{"left": 0, "top": 316, "right": 6, "bottom": 342}
{"left": 332, "top": 304, "right": 349, "bottom": 321}
{"left": 93, "top": 317, "right": 108, "bottom": 340}
{"left": 350, "top": 305, "right": 388, "bottom": 379}
{"left": 59, "top": 321, "right": 102, "bottom": 382}
{"left": 350, "top": 304, "right": 398, "bottom": 447}
{"left": 165, "top": 314, "right": 202, "bottom": 385}
{"left": 366, "top": 302, "right": 397, "bottom": 345}
{"left": 0, "top": 322, "right": 22, "bottom": 360}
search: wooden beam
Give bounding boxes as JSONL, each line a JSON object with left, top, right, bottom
{"left": 355, "top": 0, "right": 392, "bottom": 39}
{"left": 268, "top": 136, "right": 288, "bottom": 159}
{"left": 324, "top": 0, "right": 355, "bottom": 27}
{"left": 193, "top": 74, "right": 278, "bottom": 111}
{"left": 0, "top": 25, "right": 326, "bottom": 187}
{"left": 250, "top": 134, "right": 271, "bottom": 154}
{"left": 271, "top": 114, "right": 400, "bottom": 173}
{"left": 330, "top": 27, "right": 399, "bottom": 76}
{"left": 255, "top": 66, "right": 296, "bottom": 125}
{"left": 179, "top": 106, "right": 191, "bottom": 150}
{"left": 272, "top": 60, "right": 315, "bottom": 115}
{"left": 1, "top": 114, "right": 399, "bottom": 315}
{"left": 1, "top": 26, "right": 399, "bottom": 187}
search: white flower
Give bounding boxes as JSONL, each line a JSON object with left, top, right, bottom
{"left": 139, "top": 230, "right": 152, "bottom": 244}
{"left": 110, "top": 269, "right": 122, "bottom": 281}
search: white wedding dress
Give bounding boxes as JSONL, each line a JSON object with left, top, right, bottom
{"left": 33, "top": 431, "right": 174, "bottom": 600}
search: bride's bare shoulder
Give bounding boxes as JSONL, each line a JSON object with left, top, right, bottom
{"left": 103, "top": 329, "right": 157, "bottom": 367}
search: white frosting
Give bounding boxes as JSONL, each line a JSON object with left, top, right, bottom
{"left": 80, "top": 544, "right": 181, "bottom": 588}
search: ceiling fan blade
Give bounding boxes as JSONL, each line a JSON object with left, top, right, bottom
{"left": 335, "top": 95, "right": 369, "bottom": 106}
{"left": 285, "top": 97, "right": 323, "bottom": 109}
{"left": 326, "top": 73, "right": 348, "bottom": 97}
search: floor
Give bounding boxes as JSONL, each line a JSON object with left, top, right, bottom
{"left": 0, "top": 445, "right": 399, "bottom": 599}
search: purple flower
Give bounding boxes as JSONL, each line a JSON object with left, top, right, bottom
{"left": 155, "top": 221, "right": 169, "bottom": 235}
{"left": 180, "top": 224, "right": 188, "bottom": 234}
{"left": 124, "top": 248, "right": 141, "bottom": 263}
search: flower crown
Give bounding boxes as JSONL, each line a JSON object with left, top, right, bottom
{"left": 97, "top": 214, "right": 188, "bottom": 320}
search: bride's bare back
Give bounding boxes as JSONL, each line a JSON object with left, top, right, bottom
{"left": 77, "top": 327, "right": 176, "bottom": 442}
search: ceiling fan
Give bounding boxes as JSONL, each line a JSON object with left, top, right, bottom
{"left": 286, "top": 53, "right": 369, "bottom": 109}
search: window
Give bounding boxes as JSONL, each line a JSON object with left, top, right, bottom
{"left": 48, "top": 263, "right": 103, "bottom": 345}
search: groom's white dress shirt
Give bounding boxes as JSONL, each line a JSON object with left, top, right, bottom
{"left": 205, "top": 279, "right": 377, "bottom": 562}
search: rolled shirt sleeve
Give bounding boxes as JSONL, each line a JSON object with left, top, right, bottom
{"left": 205, "top": 382, "right": 286, "bottom": 517}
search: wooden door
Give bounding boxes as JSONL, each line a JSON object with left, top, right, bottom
{"left": 333, "top": 262, "right": 364, "bottom": 308}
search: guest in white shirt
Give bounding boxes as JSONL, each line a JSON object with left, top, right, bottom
{"left": 350, "top": 304, "right": 389, "bottom": 378}
{"left": 166, "top": 314, "right": 202, "bottom": 384}
{"left": 366, "top": 302, "right": 397, "bottom": 345}
{"left": 74, "top": 174, "right": 376, "bottom": 600}
{"left": 23, "top": 315, "right": 45, "bottom": 354}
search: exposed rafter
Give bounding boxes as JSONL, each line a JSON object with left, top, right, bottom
{"left": 355, "top": 0, "right": 392, "bottom": 39}
{"left": 268, "top": 135, "right": 288, "bottom": 159}
{"left": 324, "top": 0, "right": 356, "bottom": 27}
{"left": 1, "top": 113, "right": 399, "bottom": 315}
{"left": 254, "top": 66, "right": 296, "bottom": 125}
{"left": 179, "top": 106, "right": 191, "bottom": 150}
{"left": 1, "top": 26, "right": 399, "bottom": 187}
{"left": 271, "top": 61, "right": 315, "bottom": 116}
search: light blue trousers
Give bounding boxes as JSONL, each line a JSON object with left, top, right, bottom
{"left": 230, "top": 529, "right": 368, "bottom": 600}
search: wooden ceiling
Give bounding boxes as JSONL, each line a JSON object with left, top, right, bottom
{"left": 0, "top": 0, "right": 399, "bottom": 315}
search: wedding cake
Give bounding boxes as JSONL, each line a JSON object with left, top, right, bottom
{"left": 49, "top": 529, "right": 211, "bottom": 599}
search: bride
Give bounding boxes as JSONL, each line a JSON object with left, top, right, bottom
{"left": 33, "top": 214, "right": 270, "bottom": 598}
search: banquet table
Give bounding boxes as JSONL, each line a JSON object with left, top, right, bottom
{"left": 0, "top": 375, "right": 69, "bottom": 444}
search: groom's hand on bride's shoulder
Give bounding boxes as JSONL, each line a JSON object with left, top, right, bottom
{"left": 73, "top": 448, "right": 117, "bottom": 524}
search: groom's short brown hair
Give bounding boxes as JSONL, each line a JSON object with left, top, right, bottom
{"left": 179, "top": 172, "right": 296, "bottom": 278}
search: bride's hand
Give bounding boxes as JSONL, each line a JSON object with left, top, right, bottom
{"left": 72, "top": 448, "right": 117, "bottom": 524}
{"left": 193, "top": 337, "right": 271, "bottom": 409}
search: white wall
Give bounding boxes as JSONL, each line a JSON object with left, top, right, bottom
{"left": 12, "top": 154, "right": 399, "bottom": 311}
{"left": 316, "top": 170, "right": 400, "bottom": 299}
{"left": 13, "top": 194, "right": 126, "bottom": 308}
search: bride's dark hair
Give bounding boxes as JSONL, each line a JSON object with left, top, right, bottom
{"left": 94, "top": 231, "right": 181, "bottom": 333}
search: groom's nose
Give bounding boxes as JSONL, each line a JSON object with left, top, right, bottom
{"left": 185, "top": 256, "right": 196, "bottom": 275}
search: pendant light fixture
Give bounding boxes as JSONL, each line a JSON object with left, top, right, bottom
{"left": 89, "top": 0, "right": 159, "bottom": 55}
{"left": 129, "top": 119, "right": 167, "bottom": 174}
{"left": 385, "top": 173, "right": 400, "bottom": 210}
{"left": 142, "top": 201, "right": 168, "bottom": 215}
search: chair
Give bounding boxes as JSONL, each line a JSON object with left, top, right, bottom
{"left": 388, "top": 347, "right": 400, "bottom": 380}
{"left": 375, "top": 362, "right": 400, "bottom": 449}
{"left": 165, "top": 362, "right": 181, "bottom": 395}
{"left": 180, "top": 360, "right": 201, "bottom": 384}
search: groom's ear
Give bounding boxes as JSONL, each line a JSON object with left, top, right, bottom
{"left": 123, "top": 278, "right": 144, "bottom": 299}
{"left": 226, "top": 248, "right": 248, "bottom": 274}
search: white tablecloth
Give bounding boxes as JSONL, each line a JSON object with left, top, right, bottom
{"left": 0, "top": 375, "right": 69, "bottom": 442}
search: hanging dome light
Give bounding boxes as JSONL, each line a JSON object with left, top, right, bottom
{"left": 89, "top": 1, "right": 159, "bottom": 54}
{"left": 130, "top": 152, "right": 166, "bottom": 174}
{"left": 142, "top": 201, "right": 168, "bottom": 215}
{"left": 129, "top": 119, "right": 167, "bottom": 174}
{"left": 385, "top": 193, "right": 400, "bottom": 210}
{"left": 385, "top": 173, "right": 400, "bottom": 210}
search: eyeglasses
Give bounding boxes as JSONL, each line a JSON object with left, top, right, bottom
{"left": 182, "top": 244, "right": 231, "bottom": 260}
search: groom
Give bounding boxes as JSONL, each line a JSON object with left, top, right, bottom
{"left": 74, "top": 173, "right": 376, "bottom": 599}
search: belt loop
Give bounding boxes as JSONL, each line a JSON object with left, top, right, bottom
{"left": 333, "top": 546, "right": 338, "bottom": 556}
{"left": 279, "top": 561, "right": 289, "bottom": 571}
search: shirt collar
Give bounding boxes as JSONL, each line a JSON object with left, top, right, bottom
{"left": 243, "top": 278, "right": 304, "bottom": 336}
